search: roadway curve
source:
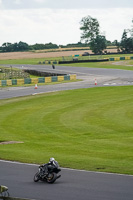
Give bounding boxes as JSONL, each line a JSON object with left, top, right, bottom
{"left": 0, "top": 65, "right": 133, "bottom": 200}
{"left": 0, "top": 160, "right": 133, "bottom": 200}
{"left": 0, "top": 64, "right": 133, "bottom": 99}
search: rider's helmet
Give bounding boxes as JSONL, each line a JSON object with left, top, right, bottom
{"left": 49, "top": 157, "right": 55, "bottom": 162}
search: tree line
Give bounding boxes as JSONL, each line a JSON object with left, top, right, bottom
{"left": 0, "top": 16, "right": 133, "bottom": 54}
{"left": 0, "top": 41, "right": 117, "bottom": 53}
{"left": 0, "top": 41, "right": 120, "bottom": 53}
{"left": 0, "top": 42, "right": 59, "bottom": 52}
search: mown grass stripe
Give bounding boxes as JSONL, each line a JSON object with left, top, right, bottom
{"left": 0, "top": 86, "right": 133, "bottom": 175}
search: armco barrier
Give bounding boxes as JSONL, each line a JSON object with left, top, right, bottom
{"left": 1, "top": 80, "right": 7, "bottom": 86}
{"left": 17, "top": 79, "right": 24, "bottom": 85}
{"left": 31, "top": 78, "right": 38, "bottom": 84}
{"left": 64, "top": 75, "right": 70, "bottom": 81}
{"left": 52, "top": 76, "right": 58, "bottom": 82}
{"left": 120, "top": 57, "right": 125, "bottom": 60}
{"left": 0, "top": 74, "right": 76, "bottom": 87}
{"left": 38, "top": 77, "right": 45, "bottom": 83}
{"left": 109, "top": 56, "right": 133, "bottom": 61}
{"left": 45, "top": 77, "right": 52, "bottom": 83}
{"left": 109, "top": 57, "right": 114, "bottom": 61}
{"left": 6, "top": 80, "right": 12, "bottom": 86}
{"left": 12, "top": 79, "right": 17, "bottom": 85}
{"left": 41, "top": 61, "right": 59, "bottom": 64}
{"left": 114, "top": 57, "right": 120, "bottom": 61}
{"left": 58, "top": 76, "right": 64, "bottom": 82}
{"left": 24, "top": 78, "right": 31, "bottom": 84}
{"left": 125, "top": 56, "right": 130, "bottom": 60}
{"left": 70, "top": 74, "right": 77, "bottom": 80}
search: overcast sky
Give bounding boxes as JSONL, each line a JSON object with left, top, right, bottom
{"left": 0, "top": 0, "right": 133, "bottom": 45}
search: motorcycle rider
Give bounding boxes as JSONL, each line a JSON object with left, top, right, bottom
{"left": 41, "top": 157, "right": 57, "bottom": 175}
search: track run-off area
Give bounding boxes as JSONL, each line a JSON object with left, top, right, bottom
{"left": 0, "top": 65, "right": 133, "bottom": 200}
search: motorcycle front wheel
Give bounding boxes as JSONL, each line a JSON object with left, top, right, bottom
{"left": 46, "top": 173, "right": 57, "bottom": 184}
{"left": 34, "top": 172, "right": 40, "bottom": 182}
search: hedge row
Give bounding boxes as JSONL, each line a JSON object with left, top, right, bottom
{"left": 24, "top": 69, "right": 66, "bottom": 77}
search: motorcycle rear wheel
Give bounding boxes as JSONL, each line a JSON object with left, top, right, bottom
{"left": 46, "top": 173, "right": 57, "bottom": 184}
{"left": 34, "top": 172, "right": 40, "bottom": 182}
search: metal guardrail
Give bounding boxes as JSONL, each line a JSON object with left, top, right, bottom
{"left": 0, "top": 74, "right": 77, "bottom": 87}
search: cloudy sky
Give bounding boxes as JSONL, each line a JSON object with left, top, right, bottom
{"left": 0, "top": 0, "right": 133, "bottom": 46}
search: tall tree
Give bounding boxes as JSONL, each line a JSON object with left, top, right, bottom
{"left": 127, "top": 18, "right": 133, "bottom": 37}
{"left": 131, "top": 18, "right": 133, "bottom": 37}
{"left": 120, "top": 29, "right": 133, "bottom": 53}
{"left": 80, "top": 15, "right": 100, "bottom": 43}
{"left": 113, "top": 40, "right": 120, "bottom": 53}
{"left": 90, "top": 35, "right": 107, "bottom": 54}
{"left": 80, "top": 15, "right": 107, "bottom": 54}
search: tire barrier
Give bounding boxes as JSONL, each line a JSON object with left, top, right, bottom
{"left": 59, "top": 59, "right": 109, "bottom": 64}
{"left": 39, "top": 58, "right": 109, "bottom": 65}
{"left": 0, "top": 74, "right": 76, "bottom": 87}
{"left": 38, "top": 61, "right": 59, "bottom": 64}
{"left": 24, "top": 69, "right": 66, "bottom": 77}
{"left": 109, "top": 56, "right": 133, "bottom": 61}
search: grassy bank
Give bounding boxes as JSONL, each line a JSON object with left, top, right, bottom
{"left": 0, "top": 86, "right": 133, "bottom": 175}
{"left": 63, "top": 60, "right": 133, "bottom": 71}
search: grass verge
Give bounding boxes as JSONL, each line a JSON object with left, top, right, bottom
{"left": 0, "top": 86, "right": 133, "bottom": 175}
{"left": 61, "top": 60, "right": 133, "bottom": 71}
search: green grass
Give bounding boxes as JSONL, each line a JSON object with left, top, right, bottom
{"left": 62, "top": 60, "right": 133, "bottom": 71}
{"left": 0, "top": 57, "right": 62, "bottom": 65}
{"left": 0, "top": 86, "right": 133, "bottom": 175}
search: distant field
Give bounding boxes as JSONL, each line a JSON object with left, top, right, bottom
{"left": 0, "top": 86, "right": 133, "bottom": 175}
{"left": 0, "top": 48, "right": 118, "bottom": 60}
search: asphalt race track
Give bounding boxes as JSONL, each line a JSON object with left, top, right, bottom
{"left": 0, "top": 65, "right": 133, "bottom": 200}
{"left": 0, "top": 160, "right": 133, "bottom": 200}
{"left": 1, "top": 64, "right": 133, "bottom": 99}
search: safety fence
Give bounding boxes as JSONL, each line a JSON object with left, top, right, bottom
{"left": 109, "top": 56, "right": 133, "bottom": 61}
{"left": 0, "top": 74, "right": 77, "bottom": 87}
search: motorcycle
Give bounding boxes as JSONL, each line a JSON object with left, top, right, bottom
{"left": 33, "top": 161, "right": 61, "bottom": 184}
